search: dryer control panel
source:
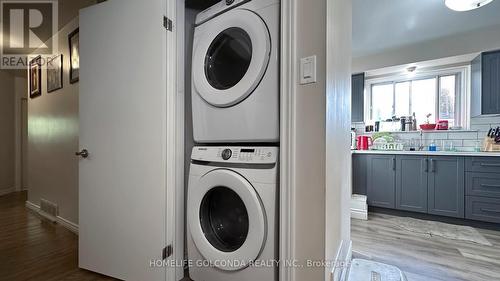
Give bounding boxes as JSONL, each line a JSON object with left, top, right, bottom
{"left": 192, "top": 146, "right": 278, "bottom": 164}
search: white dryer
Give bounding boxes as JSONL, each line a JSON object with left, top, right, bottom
{"left": 191, "top": 0, "right": 280, "bottom": 143}
{"left": 187, "top": 146, "right": 278, "bottom": 281}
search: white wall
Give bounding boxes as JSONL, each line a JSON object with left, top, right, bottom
{"left": 353, "top": 23, "right": 500, "bottom": 73}
{"left": 0, "top": 71, "right": 15, "bottom": 195}
{"left": 14, "top": 76, "right": 28, "bottom": 191}
{"left": 27, "top": 18, "right": 80, "bottom": 223}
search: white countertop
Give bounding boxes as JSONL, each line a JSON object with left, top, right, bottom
{"left": 352, "top": 150, "right": 500, "bottom": 157}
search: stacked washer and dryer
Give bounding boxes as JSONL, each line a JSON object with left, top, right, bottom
{"left": 187, "top": 0, "right": 280, "bottom": 280}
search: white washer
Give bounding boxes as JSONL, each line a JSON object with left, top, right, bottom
{"left": 187, "top": 146, "right": 278, "bottom": 281}
{"left": 191, "top": 0, "right": 280, "bottom": 143}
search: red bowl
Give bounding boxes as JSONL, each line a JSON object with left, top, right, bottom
{"left": 420, "top": 124, "right": 436, "bottom": 130}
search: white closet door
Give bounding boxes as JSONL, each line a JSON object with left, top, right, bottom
{"left": 78, "top": 0, "right": 169, "bottom": 280}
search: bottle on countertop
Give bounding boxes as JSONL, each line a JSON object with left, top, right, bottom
{"left": 411, "top": 112, "right": 417, "bottom": 131}
{"left": 429, "top": 140, "right": 437, "bottom": 151}
{"left": 351, "top": 128, "right": 357, "bottom": 150}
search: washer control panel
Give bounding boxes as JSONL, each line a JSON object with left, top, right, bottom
{"left": 192, "top": 146, "right": 278, "bottom": 164}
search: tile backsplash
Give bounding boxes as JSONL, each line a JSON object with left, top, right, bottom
{"left": 352, "top": 116, "right": 500, "bottom": 151}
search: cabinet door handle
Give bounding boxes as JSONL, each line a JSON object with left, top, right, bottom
{"left": 480, "top": 163, "right": 500, "bottom": 167}
{"left": 480, "top": 184, "right": 500, "bottom": 189}
{"left": 480, "top": 208, "right": 500, "bottom": 214}
{"left": 430, "top": 159, "right": 435, "bottom": 173}
{"left": 392, "top": 157, "right": 396, "bottom": 170}
{"left": 424, "top": 159, "right": 428, "bottom": 172}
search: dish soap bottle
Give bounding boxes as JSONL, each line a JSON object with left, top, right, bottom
{"left": 429, "top": 140, "right": 437, "bottom": 151}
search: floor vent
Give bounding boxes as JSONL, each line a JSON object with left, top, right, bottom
{"left": 40, "top": 199, "right": 58, "bottom": 222}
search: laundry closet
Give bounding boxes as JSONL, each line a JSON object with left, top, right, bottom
{"left": 181, "top": 0, "right": 280, "bottom": 280}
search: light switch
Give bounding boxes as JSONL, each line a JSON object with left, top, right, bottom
{"left": 300, "top": 55, "right": 317, "bottom": 84}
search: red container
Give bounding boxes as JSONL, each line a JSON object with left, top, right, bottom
{"left": 357, "top": 136, "right": 372, "bottom": 150}
{"left": 420, "top": 124, "right": 437, "bottom": 131}
{"left": 437, "top": 120, "right": 449, "bottom": 130}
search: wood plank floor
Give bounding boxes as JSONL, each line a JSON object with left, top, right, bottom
{"left": 352, "top": 212, "right": 500, "bottom": 281}
{"left": 0, "top": 191, "right": 116, "bottom": 281}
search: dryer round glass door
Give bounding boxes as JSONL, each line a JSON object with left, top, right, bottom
{"left": 188, "top": 169, "right": 266, "bottom": 271}
{"left": 192, "top": 9, "right": 271, "bottom": 107}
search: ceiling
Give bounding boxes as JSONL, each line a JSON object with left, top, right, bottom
{"left": 353, "top": 0, "right": 500, "bottom": 58}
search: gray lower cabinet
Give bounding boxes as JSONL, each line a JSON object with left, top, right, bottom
{"left": 396, "top": 156, "right": 428, "bottom": 213}
{"left": 427, "top": 157, "right": 465, "bottom": 218}
{"left": 352, "top": 154, "right": 368, "bottom": 195}
{"left": 466, "top": 196, "right": 500, "bottom": 224}
{"left": 367, "top": 155, "right": 396, "bottom": 208}
{"left": 354, "top": 154, "right": 500, "bottom": 223}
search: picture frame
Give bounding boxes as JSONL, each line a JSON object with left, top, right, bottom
{"left": 47, "top": 54, "right": 63, "bottom": 93}
{"left": 29, "top": 56, "right": 42, "bottom": 98}
{"left": 69, "top": 28, "right": 80, "bottom": 84}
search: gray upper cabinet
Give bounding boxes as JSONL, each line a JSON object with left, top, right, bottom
{"left": 471, "top": 50, "right": 500, "bottom": 116}
{"left": 352, "top": 154, "right": 368, "bottom": 195}
{"left": 427, "top": 157, "right": 465, "bottom": 218}
{"left": 351, "top": 73, "right": 365, "bottom": 123}
{"left": 367, "top": 155, "right": 396, "bottom": 208}
{"left": 396, "top": 156, "right": 428, "bottom": 213}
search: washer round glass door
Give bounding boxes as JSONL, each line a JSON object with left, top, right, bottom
{"left": 192, "top": 9, "right": 271, "bottom": 107}
{"left": 188, "top": 169, "right": 266, "bottom": 271}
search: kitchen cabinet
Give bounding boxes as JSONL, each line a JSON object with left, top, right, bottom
{"left": 351, "top": 73, "right": 365, "bottom": 123}
{"left": 465, "top": 157, "right": 500, "bottom": 223}
{"left": 367, "top": 155, "right": 396, "bottom": 208}
{"left": 352, "top": 154, "right": 368, "bottom": 195}
{"left": 427, "top": 157, "right": 465, "bottom": 218}
{"left": 471, "top": 50, "right": 500, "bottom": 116}
{"left": 396, "top": 156, "right": 428, "bottom": 213}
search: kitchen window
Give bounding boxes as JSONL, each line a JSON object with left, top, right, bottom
{"left": 366, "top": 67, "right": 468, "bottom": 128}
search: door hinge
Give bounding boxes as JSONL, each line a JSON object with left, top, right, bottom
{"left": 162, "top": 245, "right": 173, "bottom": 260}
{"left": 163, "top": 16, "right": 173, "bottom": 31}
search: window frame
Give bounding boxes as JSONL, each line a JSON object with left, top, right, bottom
{"left": 364, "top": 65, "right": 470, "bottom": 128}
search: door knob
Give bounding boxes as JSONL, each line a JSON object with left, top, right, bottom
{"left": 76, "top": 149, "right": 89, "bottom": 158}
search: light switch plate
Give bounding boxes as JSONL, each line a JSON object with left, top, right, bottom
{"left": 300, "top": 55, "right": 317, "bottom": 85}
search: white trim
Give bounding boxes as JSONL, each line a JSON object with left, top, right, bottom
{"left": 174, "top": 1, "right": 185, "bottom": 281}
{"left": 166, "top": 0, "right": 183, "bottom": 280}
{"left": 0, "top": 188, "right": 15, "bottom": 196}
{"left": 279, "top": 0, "right": 296, "bottom": 280}
{"left": 25, "top": 201, "right": 79, "bottom": 234}
{"left": 350, "top": 209, "right": 368, "bottom": 221}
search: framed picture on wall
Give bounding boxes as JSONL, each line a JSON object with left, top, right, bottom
{"left": 29, "top": 56, "right": 42, "bottom": 98}
{"left": 47, "top": 54, "right": 63, "bottom": 93}
{"left": 69, "top": 28, "right": 80, "bottom": 84}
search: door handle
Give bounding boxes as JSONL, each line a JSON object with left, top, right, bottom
{"left": 430, "top": 159, "right": 435, "bottom": 173}
{"left": 392, "top": 157, "right": 396, "bottom": 170}
{"left": 424, "top": 158, "right": 428, "bottom": 172}
{"left": 480, "top": 163, "right": 500, "bottom": 167}
{"left": 480, "top": 208, "right": 500, "bottom": 214}
{"left": 76, "top": 149, "right": 89, "bottom": 158}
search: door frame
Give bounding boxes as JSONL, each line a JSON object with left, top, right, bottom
{"left": 171, "top": 1, "right": 310, "bottom": 281}
{"left": 278, "top": 0, "right": 296, "bottom": 280}
{"left": 167, "top": 0, "right": 184, "bottom": 280}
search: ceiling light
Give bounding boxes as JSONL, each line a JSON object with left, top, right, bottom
{"left": 406, "top": 66, "right": 417, "bottom": 73}
{"left": 445, "top": 0, "right": 494, "bottom": 11}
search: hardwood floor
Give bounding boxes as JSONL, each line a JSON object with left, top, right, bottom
{"left": 352, "top": 212, "right": 500, "bottom": 281}
{"left": 0, "top": 191, "right": 116, "bottom": 281}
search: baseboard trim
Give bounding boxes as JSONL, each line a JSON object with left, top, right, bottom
{"left": 351, "top": 209, "right": 368, "bottom": 220}
{"left": 0, "top": 187, "right": 15, "bottom": 196}
{"left": 25, "top": 201, "right": 79, "bottom": 235}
